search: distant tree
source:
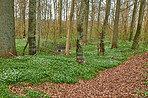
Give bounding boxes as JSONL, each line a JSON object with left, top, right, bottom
{"left": 132, "top": 0, "right": 146, "bottom": 49}
{"left": 111, "top": 0, "right": 120, "bottom": 48}
{"left": 98, "top": 0, "right": 111, "bottom": 55}
{"left": 129, "top": 0, "right": 138, "bottom": 41}
{"left": 28, "top": 0, "right": 36, "bottom": 55}
{"left": 65, "top": 0, "right": 75, "bottom": 56}
{"left": 0, "top": 0, "right": 17, "bottom": 58}
{"left": 76, "top": 0, "right": 87, "bottom": 64}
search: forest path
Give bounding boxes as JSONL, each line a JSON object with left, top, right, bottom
{"left": 10, "top": 52, "right": 148, "bottom": 97}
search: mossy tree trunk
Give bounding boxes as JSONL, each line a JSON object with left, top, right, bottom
{"left": 111, "top": 0, "right": 120, "bottom": 48}
{"left": 28, "top": 0, "right": 36, "bottom": 55}
{"left": 0, "top": 0, "right": 17, "bottom": 58}
{"left": 98, "top": 0, "right": 111, "bottom": 55}
{"left": 131, "top": 0, "right": 146, "bottom": 49}
{"left": 76, "top": 0, "right": 87, "bottom": 64}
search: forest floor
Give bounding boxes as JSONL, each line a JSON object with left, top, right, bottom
{"left": 9, "top": 52, "right": 148, "bottom": 97}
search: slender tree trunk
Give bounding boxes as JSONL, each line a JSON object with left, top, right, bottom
{"left": 89, "top": 0, "right": 94, "bottom": 43}
{"left": 22, "top": 0, "right": 26, "bottom": 38}
{"left": 66, "top": 0, "right": 68, "bottom": 31}
{"left": 19, "top": 0, "right": 23, "bottom": 39}
{"left": 98, "top": 0, "right": 111, "bottom": 55}
{"left": 59, "top": 0, "right": 62, "bottom": 37}
{"left": 97, "top": 0, "right": 102, "bottom": 29}
{"left": 53, "top": 0, "right": 57, "bottom": 47}
{"left": 111, "top": 0, "right": 120, "bottom": 48}
{"left": 45, "top": 0, "right": 48, "bottom": 44}
{"left": 37, "top": 0, "right": 41, "bottom": 51}
{"left": 129, "top": 0, "right": 138, "bottom": 41}
{"left": 76, "top": 0, "right": 87, "bottom": 64}
{"left": 40, "top": 0, "right": 44, "bottom": 45}
{"left": 0, "top": 0, "right": 17, "bottom": 58}
{"left": 28, "top": 0, "right": 36, "bottom": 55}
{"left": 15, "top": 0, "right": 18, "bottom": 36}
{"left": 131, "top": 0, "right": 146, "bottom": 49}
{"left": 83, "top": 0, "right": 89, "bottom": 45}
{"left": 49, "top": 0, "right": 52, "bottom": 21}
{"left": 141, "top": 8, "right": 148, "bottom": 44}
{"left": 65, "top": 0, "right": 75, "bottom": 56}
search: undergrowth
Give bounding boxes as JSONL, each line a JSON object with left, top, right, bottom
{"left": 0, "top": 39, "right": 148, "bottom": 97}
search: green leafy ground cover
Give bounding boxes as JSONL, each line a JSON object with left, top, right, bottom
{"left": 0, "top": 39, "right": 148, "bottom": 97}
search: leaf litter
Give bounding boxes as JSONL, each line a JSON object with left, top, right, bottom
{"left": 9, "top": 52, "right": 148, "bottom": 97}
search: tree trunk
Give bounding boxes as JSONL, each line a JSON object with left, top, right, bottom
{"left": 111, "top": 0, "right": 120, "bottom": 48}
{"left": 59, "top": 0, "right": 62, "bottom": 37}
{"left": 19, "top": 0, "right": 23, "bottom": 39}
{"left": 98, "top": 0, "right": 111, "bottom": 55}
{"left": 15, "top": 0, "right": 18, "bottom": 36}
{"left": 129, "top": 0, "right": 138, "bottom": 41}
{"left": 65, "top": 0, "right": 75, "bottom": 56}
{"left": 37, "top": 0, "right": 41, "bottom": 51}
{"left": 76, "top": 0, "right": 87, "bottom": 64}
{"left": 28, "top": 0, "right": 36, "bottom": 55}
{"left": 83, "top": 0, "right": 89, "bottom": 45}
{"left": 22, "top": 0, "right": 26, "bottom": 38}
{"left": 0, "top": 0, "right": 17, "bottom": 58}
{"left": 141, "top": 8, "right": 148, "bottom": 44}
{"left": 97, "top": 0, "right": 102, "bottom": 29}
{"left": 131, "top": 0, "right": 146, "bottom": 49}
{"left": 89, "top": 0, "right": 94, "bottom": 43}
{"left": 53, "top": 0, "right": 57, "bottom": 47}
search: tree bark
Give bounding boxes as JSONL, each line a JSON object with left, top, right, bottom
{"left": 111, "top": 0, "right": 120, "bottom": 48}
{"left": 37, "top": 0, "right": 41, "bottom": 51}
{"left": 89, "top": 0, "right": 94, "bottom": 43}
{"left": 83, "top": 0, "right": 89, "bottom": 45}
{"left": 28, "top": 0, "right": 36, "bottom": 55}
{"left": 131, "top": 0, "right": 146, "bottom": 49}
{"left": 129, "top": 0, "right": 138, "bottom": 41}
{"left": 141, "top": 8, "right": 148, "bottom": 44}
{"left": 97, "top": 0, "right": 102, "bottom": 29}
{"left": 0, "top": 0, "right": 17, "bottom": 58}
{"left": 65, "top": 0, "right": 75, "bottom": 56}
{"left": 59, "top": 0, "right": 62, "bottom": 37}
{"left": 19, "top": 0, "right": 23, "bottom": 39}
{"left": 98, "top": 0, "right": 111, "bottom": 55}
{"left": 53, "top": 0, "right": 57, "bottom": 47}
{"left": 22, "top": 0, "right": 26, "bottom": 38}
{"left": 76, "top": 0, "right": 87, "bottom": 64}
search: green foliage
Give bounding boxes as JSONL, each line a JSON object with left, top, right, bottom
{"left": 23, "top": 89, "right": 50, "bottom": 98}
{"left": 0, "top": 82, "right": 20, "bottom": 98}
{"left": 137, "top": 90, "right": 148, "bottom": 98}
{"left": 0, "top": 39, "right": 148, "bottom": 97}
